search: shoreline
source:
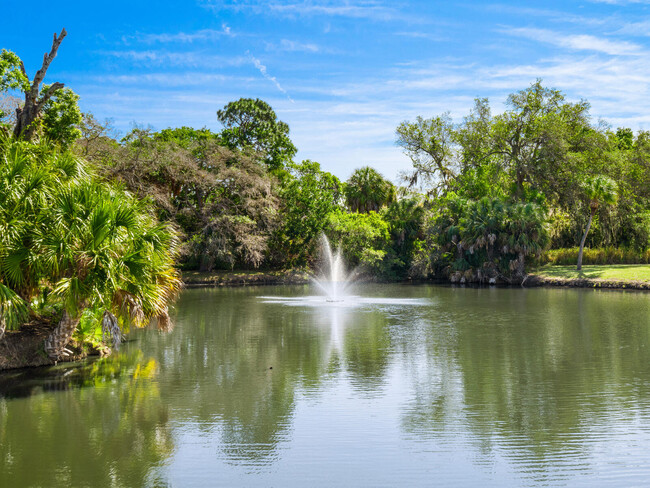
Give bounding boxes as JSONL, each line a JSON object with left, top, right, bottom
{"left": 0, "top": 320, "right": 92, "bottom": 372}
{"left": 3, "top": 267, "right": 649, "bottom": 372}
{"left": 182, "top": 268, "right": 650, "bottom": 291}
{"left": 181, "top": 269, "right": 311, "bottom": 287}
{"left": 524, "top": 274, "right": 650, "bottom": 290}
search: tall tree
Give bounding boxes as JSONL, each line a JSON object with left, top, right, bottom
{"left": 344, "top": 166, "right": 396, "bottom": 213}
{"left": 217, "top": 98, "right": 297, "bottom": 171}
{"left": 1, "top": 29, "right": 68, "bottom": 141}
{"left": 489, "top": 80, "right": 592, "bottom": 201}
{"left": 395, "top": 113, "right": 456, "bottom": 189}
{"left": 577, "top": 175, "right": 618, "bottom": 271}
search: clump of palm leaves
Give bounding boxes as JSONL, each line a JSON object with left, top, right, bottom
{"left": 414, "top": 193, "right": 549, "bottom": 282}
{"left": 0, "top": 135, "right": 181, "bottom": 360}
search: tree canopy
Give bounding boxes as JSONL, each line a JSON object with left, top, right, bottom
{"left": 217, "top": 98, "right": 297, "bottom": 171}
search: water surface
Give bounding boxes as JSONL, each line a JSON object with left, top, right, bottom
{"left": 2, "top": 284, "right": 650, "bottom": 487}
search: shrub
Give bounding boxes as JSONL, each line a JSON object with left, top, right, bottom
{"left": 541, "top": 247, "right": 650, "bottom": 265}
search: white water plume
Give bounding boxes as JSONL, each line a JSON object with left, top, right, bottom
{"left": 311, "top": 234, "right": 356, "bottom": 302}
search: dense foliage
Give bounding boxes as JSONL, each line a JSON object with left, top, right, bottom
{"left": 398, "top": 80, "right": 650, "bottom": 281}
{"left": 0, "top": 136, "right": 181, "bottom": 357}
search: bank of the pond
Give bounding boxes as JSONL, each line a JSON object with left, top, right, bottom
{"left": 0, "top": 320, "right": 96, "bottom": 371}
{"left": 182, "top": 269, "right": 311, "bottom": 287}
{"left": 526, "top": 264, "right": 650, "bottom": 290}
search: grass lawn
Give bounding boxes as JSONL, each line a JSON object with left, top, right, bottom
{"left": 532, "top": 264, "right": 650, "bottom": 283}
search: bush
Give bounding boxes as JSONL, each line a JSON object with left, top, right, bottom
{"left": 541, "top": 247, "right": 650, "bottom": 265}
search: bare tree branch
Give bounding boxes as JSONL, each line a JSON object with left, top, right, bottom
{"left": 36, "top": 81, "right": 64, "bottom": 108}
{"left": 31, "top": 29, "right": 67, "bottom": 93}
{"left": 14, "top": 28, "right": 67, "bottom": 141}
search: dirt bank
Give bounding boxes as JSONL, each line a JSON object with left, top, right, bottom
{"left": 525, "top": 274, "right": 650, "bottom": 290}
{"left": 0, "top": 319, "right": 91, "bottom": 371}
{"left": 182, "top": 269, "right": 310, "bottom": 287}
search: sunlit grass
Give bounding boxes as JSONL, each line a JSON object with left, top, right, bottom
{"left": 532, "top": 264, "right": 650, "bottom": 282}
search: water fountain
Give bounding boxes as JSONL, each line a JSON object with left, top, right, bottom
{"left": 311, "top": 235, "right": 356, "bottom": 302}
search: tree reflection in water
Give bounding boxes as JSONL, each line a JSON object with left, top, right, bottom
{"left": 2, "top": 285, "right": 650, "bottom": 486}
{"left": 0, "top": 351, "right": 173, "bottom": 488}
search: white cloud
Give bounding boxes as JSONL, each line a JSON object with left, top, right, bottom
{"left": 394, "top": 31, "right": 446, "bottom": 42}
{"left": 588, "top": 0, "right": 650, "bottom": 4}
{"left": 125, "top": 24, "right": 234, "bottom": 44}
{"left": 504, "top": 27, "right": 643, "bottom": 55}
{"left": 201, "top": 0, "right": 423, "bottom": 23}
{"left": 248, "top": 53, "right": 295, "bottom": 103}
{"left": 266, "top": 39, "right": 321, "bottom": 52}
{"left": 101, "top": 49, "right": 249, "bottom": 68}
{"left": 617, "top": 19, "right": 650, "bottom": 36}
{"left": 89, "top": 72, "right": 254, "bottom": 87}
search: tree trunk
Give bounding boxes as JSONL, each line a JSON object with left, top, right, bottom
{"left": 43, "top": 309, "right": 79, "bottom": 360}
{"left": 13, "top": 29, "right": 66, "bottom": 141}
{"left": 577, "top": 209, "right": 595, "bottom": 271}
{"left": 0, "top": 314, "right": 5, "bottom": 341}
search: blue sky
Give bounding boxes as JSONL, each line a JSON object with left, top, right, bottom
{"left": 4, "top": 0, "right": 650, "bottom": 180}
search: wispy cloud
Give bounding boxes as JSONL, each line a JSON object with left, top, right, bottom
{"left": 88, "top": 72, "right": 253, "bottom": 87}
{"left": 394, "top": 31, "right": 446, "bottom": 42}
{"left": 201, "top": 0, "right": 422, "bottom": 23}
{"left": 247, "top": 52, "right": 295, "bottom": 102}
{"left": 124, "top": 24, "right": 234, "bottom": 44}
{"left": 617, "top": 19, "right": 650, "bottom": 36}
{"left": 101, "top": 49, "right": 248, "bottom": 68}
{"left": 484, "top": 4, "right": 611, "bottom": 26}
{"left": 504, "top": 27, "right": 644, "bottom": 55}
{"left": 588, "top": 0, "right": 650, "bottom": 4}
{"left": 266, "top": 39, "right": 321, "bottom": 52}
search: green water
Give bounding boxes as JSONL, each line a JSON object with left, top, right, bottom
{"left": 2, "top": 284, "right": 650, "bottom": 487}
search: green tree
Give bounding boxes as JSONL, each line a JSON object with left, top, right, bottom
{"left": 91, "top": 127, "right": 280, "bottom": 271}
{"left": 325, "top": 210, "right": 390, "bottom": 273}
{"left": 382, "top": 196, "right": 425, "bottom": 276}
{"left": 41, "top": 86, "right": 82, "bottom": 148}
{"left": 273, "top": 160, "right": 342, "bottom": 265}
{"left": 415, "top": 194, "right": 548, "bottom": 282}
{"left": 217, "top": 98, "right": 297, "bottom": 171}
{"left": 344, "top": 166, "right": 396, "bottom": 213}
{"left": 0, "top": 30, "right": 68, "bottom": 141}
{"left": 489, "top": 80, "right": 592, "bottom": 201}
{"left": 395, "top": 113, "right": 456, "bottom": 189}
{"left": 577, "top": 175, "right": 618, "bottom": 271}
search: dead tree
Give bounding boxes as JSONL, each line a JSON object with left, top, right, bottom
{"left": 13, "top": 29, "right": 67, "bottom": 141}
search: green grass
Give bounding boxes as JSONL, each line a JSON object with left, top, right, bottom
{"left": 532, "top": 264, "right": 650, "bottom": 282}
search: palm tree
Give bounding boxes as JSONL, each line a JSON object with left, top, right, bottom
{"left": 0, "top": 137, "right": 79, "bottom": 339}
{"left": 577, "top": 175, "right": 617, "bottom": 271}
{"left": 0, "top": 136, "right": 181, "bottom": 360}
{"left": 42, "top": 180, "right": 181, "bottom": 359}
{"left": 345, "top": 166, "right": 396, "bottom": 213}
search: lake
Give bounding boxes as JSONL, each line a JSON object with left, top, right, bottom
{"left": 1, "top": 284, "right": 650, "bottom": 487}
